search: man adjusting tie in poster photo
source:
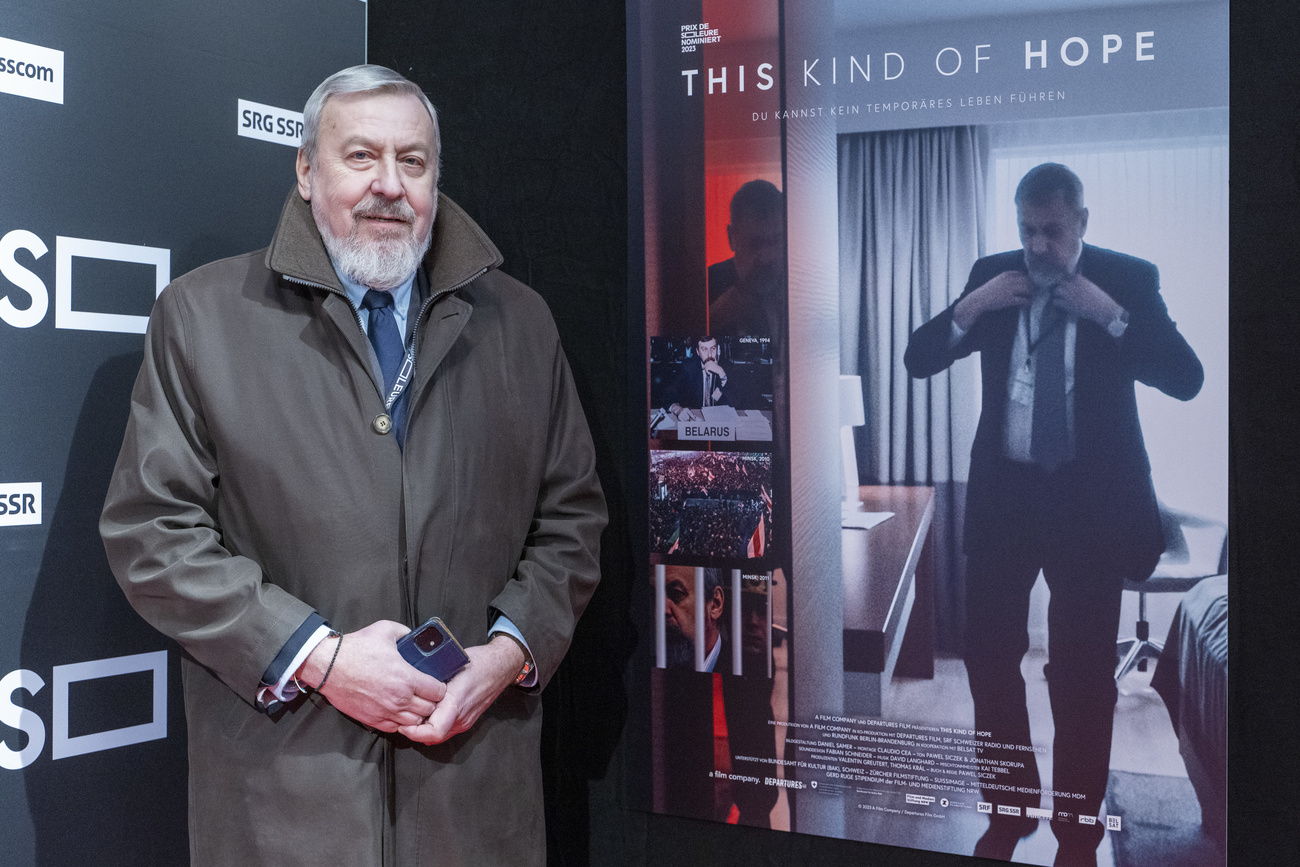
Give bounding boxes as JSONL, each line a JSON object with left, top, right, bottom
{"left": 905, "top": 163, "right": 1202, "bottom": 866}
{"left": 101, "top": 65, "right": 605, "bottom": 866}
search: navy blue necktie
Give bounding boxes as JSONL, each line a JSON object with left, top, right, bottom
{"left": 1031, "top": 310, "right": 1069, "bottom": 472}
{"left": 361, "top": 289, "right": 406, "bottom": 443}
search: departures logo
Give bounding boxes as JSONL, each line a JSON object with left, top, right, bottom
{"left": 0, "top": 35, "right": 64, "bottom": 105}
{"left": 0, "top": 483, "right": 40, "bottom": 527}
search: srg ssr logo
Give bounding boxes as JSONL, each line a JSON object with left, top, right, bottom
{"left": 0, "top": 230, "right": 169, "bottom": 334}
{"left": 0, "top": 483, "right": 40, "bottom": 526}
{"left": 238, "top": 99, "right": 304, "bottom": 148}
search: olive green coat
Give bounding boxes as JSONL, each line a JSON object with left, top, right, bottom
{"left": 101, "top": 189, "right": 605, "bottom": 866}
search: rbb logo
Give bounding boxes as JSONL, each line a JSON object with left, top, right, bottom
{"left": 0, "top": 230, "right": 170, "bottom": 334}
{"left": 1, "top": 651, "right": 168, "bottom": 770}
{"left": 237, "top": 98, "right": 304, "bottom": 148}
{"left": 0, "top": 483, "right": 41, "bottom": 527}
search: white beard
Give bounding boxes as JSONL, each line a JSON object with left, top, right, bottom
{"left": 315, "top": 195, "right": 434, "bottom": 291}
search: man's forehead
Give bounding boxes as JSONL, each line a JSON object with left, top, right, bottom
{"left": 320, "top": 92, "right": 435, "bottom": 146}
{"left": 1017, "top": 193, "right": 1081, "bottom": 224}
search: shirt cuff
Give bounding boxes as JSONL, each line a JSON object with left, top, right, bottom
{"left": 489, "top": 615, "right": 538, "bottom": 688}
{"left": 256, "top": 614, "right": 332, "bottom": 709}
{"left": 948, "top": 318, "right": 968, "bottom": 348}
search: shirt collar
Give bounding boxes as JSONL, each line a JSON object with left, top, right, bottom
{"left": 332, "top": 264, "right": 416, "bottom": 321}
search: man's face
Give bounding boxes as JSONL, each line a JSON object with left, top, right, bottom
{"left": 1017, "top": 192, "right": 1088, "bottom": 289}
{"left": 696, "top": 338, "right": 719, "bottom": 364}
{"left": 662, "top": 566, "right": 723, "bottom": 668}
{"left": 727, "top": 211, "right": 785, "bottom": 298}
{"left": 740, "top": 593, "right": 766, "bottom": 658}
{"left": 296, "top": 91, "right": 438, "bottom": 289}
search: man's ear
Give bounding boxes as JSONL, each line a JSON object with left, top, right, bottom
{"left": 295, "top": 149, "right": 313, "bottom": 201}
{"left": 1078, "top": 206, "right": 1089, "bottom": 237}
{"left": 726, "top": 223, "right": 735, "bottom": 253}
{"left": 706, "top": 586, "right": 725, "bottom": 621}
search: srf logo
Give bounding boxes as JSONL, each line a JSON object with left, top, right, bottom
{"left": 0, "top": 483, "right": 40, "bottom": 526}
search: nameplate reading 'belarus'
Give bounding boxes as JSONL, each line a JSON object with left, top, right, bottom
{"left": 680, "top": 424, "right": 735, "bottom": 441}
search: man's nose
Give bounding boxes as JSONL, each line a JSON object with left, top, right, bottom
{"left": 370, "top": 158, "right": 404, "bottom": 199}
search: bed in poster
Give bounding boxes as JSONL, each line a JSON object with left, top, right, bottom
{"left": 630, "top": 2, "right": 1228, "bottom": 865}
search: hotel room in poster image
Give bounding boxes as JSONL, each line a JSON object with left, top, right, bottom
{"left": 632, "top": 2, "right": 1227, "bottom": 866}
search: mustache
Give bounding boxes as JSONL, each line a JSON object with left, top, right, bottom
{"left": 352, "top": 197, "right": 416, "bottom": 223}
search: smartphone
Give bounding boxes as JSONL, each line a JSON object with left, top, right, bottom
{"left": 396, "top": 616, "right": 470, "bottom": 682}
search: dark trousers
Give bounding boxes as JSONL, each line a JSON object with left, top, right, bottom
{"left": 965, "top": 548, "right": 1124, "bottom": 850}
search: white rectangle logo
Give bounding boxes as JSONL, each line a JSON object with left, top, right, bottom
{"left": 55, "top": 236, "right": 170, "bottom": 334}
{"left": 0, "top": 36, "right": 64, "bottom": 105}
{"left": 51, "top": 651, "right": 168, "bottom": 759}
{"left": 0, "top": 482, "right": 41, "bottom": 526}
{"left": 237, "top": 99, "right": 304, "bottom": 147}
{"left": 1026, "top": 807, "right": 1052, "bottom": 819}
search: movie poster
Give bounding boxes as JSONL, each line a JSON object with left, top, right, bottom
{"left": 629, "top": 2, "right": 1227, "bottom": 865}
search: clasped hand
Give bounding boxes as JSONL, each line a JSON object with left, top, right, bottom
{"left": 296, "top": 621, "right": 524, "bottom": 746}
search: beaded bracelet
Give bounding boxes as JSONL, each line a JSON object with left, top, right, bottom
{"left": 313, "top": 631, "right": 343, "bottom": 691}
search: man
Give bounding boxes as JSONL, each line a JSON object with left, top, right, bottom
{"left": 665, "top": 336, "right": 728, "bottom": 421}
{"left": 100, "top": 65, "right": 605, "bottom": 866}
{"left": 708, "top": 179, "right": 786, "bottom": 337}
{"left": 662, "top": 565, "right": 725, "bottom": 671}
{"left": 904, "top": 163, "right": 1202, "bottom": 866}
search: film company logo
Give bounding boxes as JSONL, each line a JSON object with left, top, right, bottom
{"left": 1078, "top": 814, "right": 1098, "bottom": 825}
{"left": 997, "top": 804, "right": 1022, "bottom": 816}
{"left": 0, "top": 482, "right": 40, "bottom": 527}
{"left": 238, "top": 99, "right": 304, "bottom": 147}
{"left": 1107, "top": 815, "right": 1122, "bottom": 831}
{"left": 0, "top": 36, "right": 63, "bottom": 105}
{"left": 977, "top": 801, "right": 993, "bottom": 814}
{"left": 1026, "top": 807, "right": 1052, "bottom": 819}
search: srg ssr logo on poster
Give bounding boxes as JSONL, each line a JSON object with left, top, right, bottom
{"left": 0, "top": 482, "right": 40, "bottom": 526}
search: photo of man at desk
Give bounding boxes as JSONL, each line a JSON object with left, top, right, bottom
{"left": 649, "top": 336, "right": 774, "bottom": 442}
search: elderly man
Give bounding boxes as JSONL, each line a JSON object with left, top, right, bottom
{"left": 905, "top": 163, "right": 1202, "bottom": 866}
{"left": 100, "top": 65, "right": 605, "bottom": 866}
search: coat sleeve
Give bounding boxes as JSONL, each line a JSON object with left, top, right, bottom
{"left": 100, "top": 285, "right": 316, "bottom": 701}
{"left": 1110, "top": 257, "right": 1204, "bottom": 401}
{"left": 487, "top": 335, "right": 606, "bottom": 691}
{"left": 904, "top": 258, "right": 996, "bottom": 379}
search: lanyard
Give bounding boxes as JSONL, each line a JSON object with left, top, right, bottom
{"left": 383, "top": 347, "right": 416, "bottom": 412}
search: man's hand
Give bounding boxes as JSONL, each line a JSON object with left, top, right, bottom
{"left": 1050, "top": 272, "right": 1125, "bottom": 327}
{"left": 702, "top": 359, "right": 726, "bottom": 380}
{"left": 397, "top": 634, "right": 526, "bottom": 746}
{"left": 297, "top": 620, "right": 446, "bottom": 733}
{"left": 953, "top": 271, "right": 1034, "bottom": 331}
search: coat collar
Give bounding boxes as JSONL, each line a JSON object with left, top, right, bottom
{"left": 264, "top": 187, "right": 504, "bottom": 297}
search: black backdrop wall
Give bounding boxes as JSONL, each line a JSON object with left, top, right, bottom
{"left": 371, "top": 1, "right": 1297, "bottom": 866}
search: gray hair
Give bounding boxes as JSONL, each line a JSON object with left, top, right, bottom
{"left": 301, "top": 64, "right": 441, "bottom": 168}
{"left": 1015, "top": 162, "right": 1085, "bottom": 212}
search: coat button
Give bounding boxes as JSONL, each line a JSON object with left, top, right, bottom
{"left": 372, "top": 414, "right": 393, "bottom": 435}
